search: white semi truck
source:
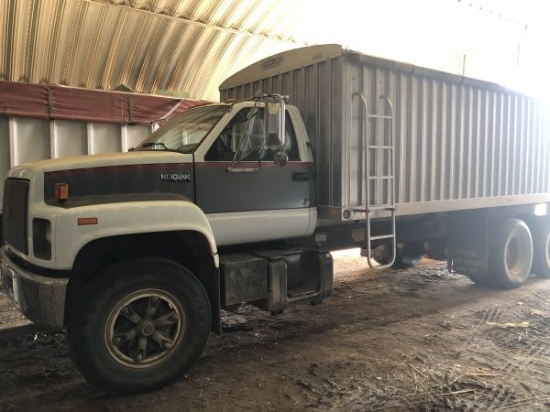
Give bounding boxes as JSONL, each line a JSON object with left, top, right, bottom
{"left": 1, "top": 44, "right": 550, "bottom": 393}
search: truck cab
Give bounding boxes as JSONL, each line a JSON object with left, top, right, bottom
{"left": 1, "top": 94, "right": 331, "bottom": 394}
{"left": 154, "top": 97, "right": 318, "bottom": 246}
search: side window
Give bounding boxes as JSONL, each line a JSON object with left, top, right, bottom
{"left": 205, "top": 108, "right": 257, "bottom": 161}
{"left": 205, "top": 108, "right": 301, "bottom": 162}
{"left": 203, "top": 124, "right": 236, "bottom": 162}
{"left": 284, "top": 114, "right": 300, "bottom": 161}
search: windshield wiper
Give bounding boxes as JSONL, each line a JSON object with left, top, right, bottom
{"left": 142, "top": 142, "right": 169, "bottom": 150}
{"left": 140, "top": 141, "right": 190, "bottom": 154}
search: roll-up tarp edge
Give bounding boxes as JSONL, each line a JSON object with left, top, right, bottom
{"left": 0, "top": 81, "right": 208, "bottom": 125}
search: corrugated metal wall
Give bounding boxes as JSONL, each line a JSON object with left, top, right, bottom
{"left": 221, "top": 45, "right": 550, "bottom": 218}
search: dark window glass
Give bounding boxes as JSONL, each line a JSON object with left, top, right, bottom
{"left": 205, "top": 109, "right": 300, "bottom": 162}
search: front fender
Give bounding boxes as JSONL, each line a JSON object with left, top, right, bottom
{"left": 50, "top": 200, "right": 217, "bottom": 270}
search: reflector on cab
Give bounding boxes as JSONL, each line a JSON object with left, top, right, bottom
{"left": 78, "top": 217, "right": 98, "bottom": 226}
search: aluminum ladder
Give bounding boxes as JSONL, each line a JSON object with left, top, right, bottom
{"left": 357, "top": 93, "right": 397, "bottom": 269}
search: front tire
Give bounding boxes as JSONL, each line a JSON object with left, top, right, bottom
{"left": 489, "top": 218, "right": 533, "bottom": 289}
{"left": 67, "top": 258, "right": 211, "bottom": 394}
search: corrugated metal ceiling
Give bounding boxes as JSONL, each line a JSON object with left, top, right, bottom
{"left": 1, "top": 0, "right": 310, "bottom": 100}
{"left": 1, "top": 0, "right": 548, "bottom": 101}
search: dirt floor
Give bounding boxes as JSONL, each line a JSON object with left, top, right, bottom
{"left": 2, "top": 252, "right": 550, "bottom": 411}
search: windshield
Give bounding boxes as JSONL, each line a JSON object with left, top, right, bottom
{"left": 135, "top": 104, "right": 229, "bottom": 153}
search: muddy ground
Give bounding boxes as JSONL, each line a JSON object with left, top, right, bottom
{"left": 1, "top": 252, "right": 550, "bottom": 411}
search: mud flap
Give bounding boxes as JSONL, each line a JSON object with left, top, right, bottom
{"left": 448, "top": 210, "right": 489, "bottom": 280}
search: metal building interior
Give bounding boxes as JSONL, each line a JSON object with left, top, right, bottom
{"left": 2, "top": 1, "right": 550, "bottom": 410}
{"left": 1, "top": 0, "right": 549, "bottom": 101}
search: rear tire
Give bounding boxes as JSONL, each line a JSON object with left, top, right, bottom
{"left": 489, "top": 218, "right": 533, "bottom": 289}
{"left": 530, "top": 218, "right": 550, "bottom": 278}
{"left": 67, "top": 258, "right": 211, "bottom": 394}
{"left": 425, "top": 238, "right": 447, "bottom": 261}
{"left": 374, "top": 241, "right": 425, "bottom": 269}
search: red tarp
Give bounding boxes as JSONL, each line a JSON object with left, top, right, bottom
{"left": 0, "top": 81, "right": 208, "bottom": 126}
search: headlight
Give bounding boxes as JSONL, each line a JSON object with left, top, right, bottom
{"left": 33, "top": 218, "right": 51, "bottom": 260}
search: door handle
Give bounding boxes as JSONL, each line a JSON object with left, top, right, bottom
{"left": 292, "top": 172, "right": 311, "bottom": 182}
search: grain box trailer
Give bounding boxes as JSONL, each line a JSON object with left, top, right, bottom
{"left": 1, "top": 44, "right": 549, "bottom": 393}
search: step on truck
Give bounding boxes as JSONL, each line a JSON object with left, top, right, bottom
{"left": 1, "top": 44, "right": 550, "bottom": 393}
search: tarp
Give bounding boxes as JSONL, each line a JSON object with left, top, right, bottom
{"left": 0, "top": 81, "right": 208, "bottom": 126}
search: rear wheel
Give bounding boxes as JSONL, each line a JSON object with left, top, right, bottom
{"left": 425, "top": 238, "right": 447, "bottom": 261}
{"left": 373, "top": 241, "right": 425, "bottom": 269}
{"left": 530, "top": 218, "right": 550, "bottom": 278}
{"left": 489, "top": 218, "right": 533, "bottom": 289}
{"left": 67, "top": 258, "right": 211, "bottom": 394}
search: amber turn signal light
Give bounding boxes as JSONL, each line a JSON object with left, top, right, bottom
{"left": 56, "top": 183, "right": 69, "bottom": 202}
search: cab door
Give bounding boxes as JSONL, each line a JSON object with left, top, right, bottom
{"left": 194, "top": 105, "right": 315, "bottom": 246}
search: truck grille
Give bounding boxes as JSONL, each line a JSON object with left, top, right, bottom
{"left": 2, "top": 178, "right": 29, "bottom": 254}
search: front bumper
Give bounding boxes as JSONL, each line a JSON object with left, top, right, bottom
{"left": 0, "top": 246, "right": 68, "bottom": 330}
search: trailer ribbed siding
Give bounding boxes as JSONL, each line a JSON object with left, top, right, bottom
{"left": 220, "top": 44, "right": 550, "bottom": 219}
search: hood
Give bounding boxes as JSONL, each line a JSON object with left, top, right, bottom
{"left": 7, "top": 151, "right": 196, "bottom": 209}
{"left": 8, "top": 150, "right": 193, "bottom": 178}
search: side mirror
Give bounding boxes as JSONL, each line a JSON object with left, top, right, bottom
{"left": 264, "top": 96, "right": 286, "bottom": 150}
{"left": 274, "top": 151, "right": 288, "bottom": 167}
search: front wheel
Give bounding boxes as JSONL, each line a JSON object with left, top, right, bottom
{"left": 67, "top": 258, "right": 211, "bottom": 394}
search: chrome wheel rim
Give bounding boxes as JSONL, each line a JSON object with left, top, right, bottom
{"left": 105, "top": 289, "right": 185, "bottom": 368}
{"left": 506, "top": 235, "right": 525, "bottom": 280}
